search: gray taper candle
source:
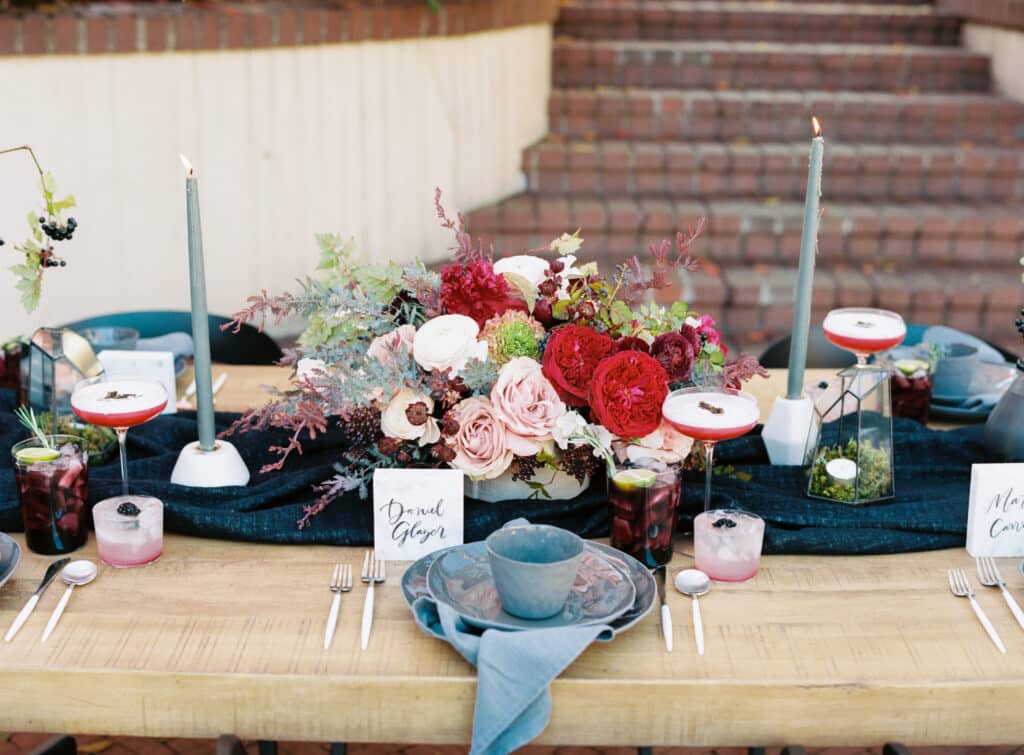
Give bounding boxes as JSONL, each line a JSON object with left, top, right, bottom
{"left": 786, "top": 117, "right": 824, "bottom": 400}
{"left": 181, "top": 155, "right": 216, "bottom": 452}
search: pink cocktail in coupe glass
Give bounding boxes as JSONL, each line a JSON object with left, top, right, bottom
{"left": 662, "top": 387, "right": 760, "bottom": 512}
{"left": 823, "top": 307, "right": 906, "bottom": 366}
{"left": 71, "top": 376, "right": 167, "bottom": 495}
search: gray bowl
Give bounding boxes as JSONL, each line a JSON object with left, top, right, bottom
{"left": 485, "top": 524, "right": 584, "bottom": 620}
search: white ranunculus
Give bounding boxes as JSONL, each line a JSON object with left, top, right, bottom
{"left": 551, "top": 410, "right": 588, "bottom": 450}
{"left": 380, "top": 389, "right": 441, "bottom": 447}
{"left": 413, "top": 314, "right": 488, "bottom": 374}
{"left": 493, "top": 255, "right": 550, "bottom": 287}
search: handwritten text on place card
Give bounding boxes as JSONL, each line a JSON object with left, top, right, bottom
{"left": 372, "top": 468, "right": 464, "bottom": 561}
{"left": 967, "top": 463, "right": 1024, "bottom": 557}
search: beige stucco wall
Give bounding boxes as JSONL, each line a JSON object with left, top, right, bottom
{"left": 963, "top": 22, "right": 1024, "bottom": 102}
{"left": 0, "top": 24, "right": 550, "bottom": 338}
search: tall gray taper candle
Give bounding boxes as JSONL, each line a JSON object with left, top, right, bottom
{"left": 786, "top": 117, "right": 824, "bottom": 400}
{"left": 181, "top": 155, "right": 216, "bottom": 452}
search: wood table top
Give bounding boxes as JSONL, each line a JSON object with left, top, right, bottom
{"left": 2, "top": 367, "right": 1013, "bottom": 746}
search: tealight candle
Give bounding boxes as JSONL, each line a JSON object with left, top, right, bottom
{"left": 825, "top": 458, "right": 858, "bottom": 487}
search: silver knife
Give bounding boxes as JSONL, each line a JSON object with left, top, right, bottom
{"left": 5, "top": 558, "right": 70, "bottom": 642}
{"left": 656, "top": 566, "right": 673, "bottom": 652}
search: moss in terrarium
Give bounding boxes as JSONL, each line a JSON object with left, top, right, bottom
{"left": 809, "top": 438, "right": 892, "bottom": 503}
{"left": 37, "top": 412, "right": 117, "bottom": 463}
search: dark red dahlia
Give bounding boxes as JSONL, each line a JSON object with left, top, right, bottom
{"left": 440, "top": 259, "right": 522, "bottom": 327}
{"left": 614, "top": 336, "right": 650, "bottom": 354}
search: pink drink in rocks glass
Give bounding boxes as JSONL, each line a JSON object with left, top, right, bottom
{"left": 608, "top": 459, "right": 682, "bottom": 567}
{"left": 662, "top": 387, "right": 760, "bottom": 512}
{"left": 12, "top": 435, "right": 89, "bottom": 555}
{"left": 71, "top": 376, "right": 167, "bottom": 496}
{"left": 93, "top": 495, "right": 163, "bottom": 567}
{"left": 694, "top": 508, "right": 765, "bottom": 582}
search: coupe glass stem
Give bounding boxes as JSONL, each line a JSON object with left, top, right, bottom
{"left": 703, "top": 440, "right": 716, "bottom": 511}
{"left": 116, "top": 428, "right": 129, "bottom": 496}
{"left": 855, "top": 353, "right": 869, "bottom": 367}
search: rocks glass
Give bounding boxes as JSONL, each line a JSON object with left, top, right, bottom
{"left": 694, "top": 508, "right": 765, "bottom": 582}
{"left": 92, "top": 495, "right": 164, "bottom": 568}
{"left": 11, "top": 434, "right": 90, "bottom": 555}
{"left": 608, "top": 459, "right": 682, "bottom": 567}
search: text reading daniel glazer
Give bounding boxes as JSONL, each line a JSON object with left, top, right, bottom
{"left": 381, "top": 498, "right": 447, "bottom": 546}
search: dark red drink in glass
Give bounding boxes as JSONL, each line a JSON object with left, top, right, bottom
{"left": 608, "top": 460, "right": 681, "bottom": 567}
{"left": 12, "top": 434, "right": 90, "bottom": 555}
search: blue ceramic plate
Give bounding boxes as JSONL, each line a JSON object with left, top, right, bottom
{"left": 402, "top": 542, "right": 656, "bottom": 635}
{"left": 423, "top": 541, "right": 637, "bottom": 632}
{"left": 0, "top": 533, "right": 22, "bottom": 591}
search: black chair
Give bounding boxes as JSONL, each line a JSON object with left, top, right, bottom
{"left": 63, "top": 310, "right": 283, "bottom": 366}
{"left": 760, "top": 324, "right": 1018, "bottom": 369}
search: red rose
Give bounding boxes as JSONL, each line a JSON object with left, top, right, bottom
{"left": 542, "top": 324, "right": 614, "bottom": 406}
{"left": 614, "top": 336, "right": 650, "bottom": 354}
{"left": 440, "top": 259, "right": 522, "bottom": 327}
{"left": 588, "top": 351, "right": 669, "bottom": 438}
{"left": 651, "top": 331, "right": 695, "bottom": 382}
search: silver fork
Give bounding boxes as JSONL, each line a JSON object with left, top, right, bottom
{"left": 360, "top": 550, "right": 386, "bottom": 651}
{"left": 323, "top": 563, "right": 353, "bottom": 650}
{"left": 948, "top": 567, "right": 1006, "bottom": 654}
{"left": 976, "top": 557, "right": 1024, "bottom": 632}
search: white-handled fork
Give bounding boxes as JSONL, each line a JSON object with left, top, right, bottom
{"left": 360, "top": 550, "right": 386, "bottom": 651}
{"left": 949, "top": 567, "right": 1006, "bottom": 654}
{"left": 323, "top": 563, "right": 353, "bottom": 650}
{"left": 976, "top": 557, "right": 1024, "bottom": 632}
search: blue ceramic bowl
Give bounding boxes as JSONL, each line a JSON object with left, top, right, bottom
{"left": 485, "top": 524, "right": 584, "bottom": 620}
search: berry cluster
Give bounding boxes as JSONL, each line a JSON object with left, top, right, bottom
{"left": 39, "top": 215, "right": 77, "bottom": 242}
{"left": 117, "top": 501, "right": 141, "bottom": 517}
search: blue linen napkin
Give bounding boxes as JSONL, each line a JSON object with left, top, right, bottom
{"left": 411, "top": 597, "right": 612, "bottom": 755}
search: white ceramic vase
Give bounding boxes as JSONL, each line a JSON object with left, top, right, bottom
{"left": 467, "top": 467, "right": 589, "bottom": 502}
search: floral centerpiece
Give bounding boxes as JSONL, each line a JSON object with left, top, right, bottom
{"left": 225, "top": 192, "right": 765, "bottom": 527}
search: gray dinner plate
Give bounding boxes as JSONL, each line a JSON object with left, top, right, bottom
{"left": 427, "top": 541, "right": 635, "bottom": 631}
{"left": 404, "top": 540, "right": 655, "bottom": 634}
{"left": 0, "top": 533, "right": 22, "bottom": 591}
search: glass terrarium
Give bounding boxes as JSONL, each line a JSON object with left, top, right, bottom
{"left": 807, "top": 364, "right": 895, "bottom": 505}
{"left": 21, "top": 328, "right": 103, "bottom": 434}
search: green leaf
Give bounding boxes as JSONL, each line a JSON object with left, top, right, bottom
{"left": 501, "top": 271, "right": 537, "bottom": 314}
{"left": 609, "top": 300, "right": 633, "bottom": 326}
{"left": 552, "top": 299, "right": 572, "bottom": 320}
{"left": 670, "top": 301, "right": 690, "bottom": 320}
{"left": 355, "top": 262, "right": 403, "bottom": 303}
{"left": 25, "top": 212, "right": 42, "bottom": 243}
{"left": 52, "top": 194, "right": 76, "bottom": 212}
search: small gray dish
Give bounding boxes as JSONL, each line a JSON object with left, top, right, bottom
{"left": 0, "top": 533, "right": 22, "bottom": 591}
{"left": 424, "top": 541, "right": 636, "bottom": 632}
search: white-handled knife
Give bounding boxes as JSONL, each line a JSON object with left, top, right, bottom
{"left": 656, "top": 566, "right": 673, "bottom": 652}
{"left": 5, "top": 558, "right": 69, "bottom": 642}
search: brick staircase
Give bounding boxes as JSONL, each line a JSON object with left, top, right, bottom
{"left": 466, "top": 0, "right": 1024, "bottom": 354}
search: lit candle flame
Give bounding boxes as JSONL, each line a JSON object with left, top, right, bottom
{"left": 179, "top": 154, "right": 194, "bottom": 176}
{"left": 811, "top": 116, "right": 822, "bottom": 137}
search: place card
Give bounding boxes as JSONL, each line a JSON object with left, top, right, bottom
{"left": 372, "top": 468, "right": 464, "bottom": 561}
{"left": 966, "top": 463, "right": 1024, "bottom": 557}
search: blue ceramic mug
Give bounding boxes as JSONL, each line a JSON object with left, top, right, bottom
{"left": 485, "top": 524, "right": 584, "bottom": 619}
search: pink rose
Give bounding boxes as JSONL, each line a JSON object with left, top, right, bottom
{"left": 626, "top": 418, "right": 694, "bottom": 464}
{"left": 448, "top": 396, "right": 514, "bottom": 480}
{"left": 489, "top": 357, "right": 566, "bottom": 455}
{"left": 367, "top": 324, "right": 416, "bottom": 366}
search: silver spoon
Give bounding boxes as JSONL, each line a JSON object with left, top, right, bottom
{"left": 675, "top": 568, "right": 710, "bottom": 656}
{"left": 41, "top": 560, "right": 98, "bottom": 642}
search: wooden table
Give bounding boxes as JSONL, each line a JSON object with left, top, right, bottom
{"left": 2, "top": 368, "right": 1019, "bottom": 746}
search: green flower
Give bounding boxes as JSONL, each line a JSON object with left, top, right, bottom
{"left": 481, "top": 310, "right": 546, "bottom": 365}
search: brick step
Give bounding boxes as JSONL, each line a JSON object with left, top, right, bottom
{"left": 548, "top": 88, "right": 1024, "bottom": 146}
{"left": 553, "top": 40, "right": 990, "bottom": 92}
{"left": 466, "top": 196, "right": 1023, "bottom": 270}
{"left": 556, "top": 2, "right": 959, "bottom": 46}
{"left": 522, "top": 140, "right": 1024, "bottom": 202}
{"left": 680, "top": 265, "right": 1022, "bottom": 353}
{"left": 566, "top": 0, "right": 932, "bottom": 5}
